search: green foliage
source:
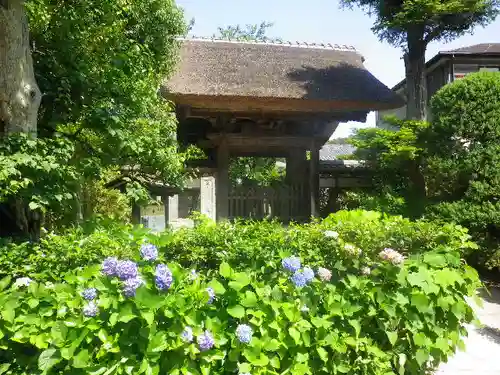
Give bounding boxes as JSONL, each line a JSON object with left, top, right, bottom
{"left": 229, "top": 158, "right": 285, "bottom": 187}
{"left": 1, "top": 211, "right": 476, "bottom": 283}
{"left": 215, "top": 21, "right": 280, "bottom": 42}
{"left": 0, "top": 134, "right": 78, "bottom": 214}
{"left": 347, "top": 118, "right": 428, "bottom": 217}
{"left": 337, "top": 190, "right": 408, "bottom": 216}
{"left": 0, "top": 223, "right": 151, "bottom": 282}
{"left": 341, "top": 0, "right": 498, "bottom": 48}
{"left": 341, "top": 0, "right": 498, "bottom": 120}
{"left": 424, "top": 72, "right": 500, "bottom": 269}
{"left": 2, "top": 0, "right": 192, "bottom": 235}
{"left": 0, "top": 212, "right": 481, "bottom": 374}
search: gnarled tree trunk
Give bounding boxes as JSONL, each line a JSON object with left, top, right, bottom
{"left": 1, "top": 0, "right": 42, "bottom": 240}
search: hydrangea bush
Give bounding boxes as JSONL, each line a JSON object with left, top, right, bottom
{"left": 0, "top": 234, "right": 481, "bottom": 375}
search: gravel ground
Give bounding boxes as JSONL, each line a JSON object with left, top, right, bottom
{"left": 436, "top": 286, "right": 500, "bottom": 375}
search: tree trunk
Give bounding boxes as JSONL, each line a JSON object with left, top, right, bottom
{"left": 402, "top": 29, "right": 428, "bottom": 217}
{"left": 1, "top": 0, "right": 42, "bottom": 240}
{"left": 0, "top": 0, "right": 41, "bottom": 135}
{"left": 404, "top": 30, "right": 427, "bottom": 121}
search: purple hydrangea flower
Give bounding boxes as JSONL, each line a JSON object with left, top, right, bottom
{"left": 291, "top": 271, "right": 307, "bottom": 288}
{"left": 303, "top": 266, "right": 315, "bottom": 283}
{"left": 116, "top": 260, "right": 138, "bottom": 280}
{"left": 101, "top": 257, "right": 118, "bottom": 277}
{"left": 206, "top": 287, "right": 215, "bottom": 304}
{"left": 236, "top": 324, "right": 253, "bottom": 344}
{"left": 155, "top": 264, "right": 173, "bottom": 291}
{"left": 15, "top": 277, "right": 32, "bottom": 287}
{"left": 122, "top": 276, "right": 144, "bottom": 297}
{"left": 82, "top": 288, "right": 97, "bottom": 301}
{"left": 83, "top": 302, "right": 99, "bottom": 317}
{"left": 140, "top": 243, "right": 158, "bottom": 262}
{"left": 181, "top": 326, "right": 193, "bottom": 343}
{"left": 197, "top": 330, "right": 215, "bottom": 351}
{"left": 282, "top": 256, "right": 301, "bottom": 272}
{"left": 317, "top": 267, "right": 332, "bottom": 282}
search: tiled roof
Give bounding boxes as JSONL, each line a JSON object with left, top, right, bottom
{"left": 319, "top": 143, "right": 356, "bottom": 161}
{"left": 444, "top": 43, "right": 500, "bottom": 54}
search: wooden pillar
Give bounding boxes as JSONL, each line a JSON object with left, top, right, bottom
{"left": 216, "top": 139, "right": 230, "bottom": 220}
{"left": 286, "top": 149, "right": 306, "bottom": 184}
{"left": 310, "top": 143, "right": 320, "bottom": 218}
{"left": 131, "top": 203, "right": 141, "bottom": 224}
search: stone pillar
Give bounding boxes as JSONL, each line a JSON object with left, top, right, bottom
{"left": 200, "top": 176, "right": 216, "bottom": 221}
{"left": 168, "top": 195, "right": 178, "bottom": 222}
{"left": 309, "top": 143, "right": 320, "bottom": 218}
{"left": 163, "top": 194, "right": 170, "bottom": 229}
{"left": 216, "top": 140, "right": 230, "bottom": 220}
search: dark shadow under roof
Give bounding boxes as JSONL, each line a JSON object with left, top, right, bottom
{"left": 163, "top": 38, "right": 404, "bottom": 110}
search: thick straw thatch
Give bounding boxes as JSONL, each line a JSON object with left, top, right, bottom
{"left": 163, "top": 38, "right": 404, "bottom": 108}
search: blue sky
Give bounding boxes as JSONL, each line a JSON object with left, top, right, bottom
{"left": 177, "top": 0, "right": 500, "bottom": 138}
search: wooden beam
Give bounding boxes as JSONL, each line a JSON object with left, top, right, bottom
{"left": 168, "top": 94, "right": 399, "bottom": 114}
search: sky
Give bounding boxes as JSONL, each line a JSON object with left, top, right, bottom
{"left": 176, "top": 0, "right": 500, "bottom": 138}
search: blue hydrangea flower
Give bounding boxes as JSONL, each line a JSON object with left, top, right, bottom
{"left": 282, "top": 256, "right": 301, "bottom": 272}
{"left": 101, "top": 257, "right": 118, "bottom": 277}
{"left": 236, "top": 324, "right": 253, "bottom": 344}
{"left": 116, "top": 260, "right": 138, "bottom": 280}
{"left": 303, "top": 266, "right": 315, "bottom": 283}
{"left": 181, "top": 326, "right": 193, "bottom": 343}
{"left": 14, "top": 277, "right": 32, "bottom": 287}
{"left": 206, "top": 287, "right": 215, "bottom": 304}
{"left": 122, "top": 276, "right": 144, "bottom": 297}
{"left": 83, "top": 302, "right": 99, "bottom": 317}
{"left": 140, "top": 243, "right": 158, "bottom": 262}
{"left": 155, "top": 264, "right": 173, "bottom": 291}
{"left": 197, "top": 330, "right": 215, "bottom": 351}
{"left": 291, "top": 271, "right": 307, "bottom": 288}
{"left": 82, "top": 288, "right": 97, "bottom": 301}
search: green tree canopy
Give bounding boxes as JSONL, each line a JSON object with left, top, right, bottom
{"left": 341, "top": 0, "right": 498, "bottom": 120}
{"left": 1, "top": 0, "right": 190, "bottom": 237}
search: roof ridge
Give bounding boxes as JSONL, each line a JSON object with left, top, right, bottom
{"left": 176, "top": 36, "right": 359, "bottom": 53}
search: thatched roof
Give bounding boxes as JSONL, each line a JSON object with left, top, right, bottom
{"left": 163, "top": 38, "right": 404, "bottom": 111}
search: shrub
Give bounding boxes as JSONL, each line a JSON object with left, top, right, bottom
{"left": 0, "top": 222, "right": 154, "bottom": 282}
{"left": 0, "top": 211, "right": 477, "bottom": 282}
{"left": 425, "top": 72, "right": 500, "bottom": 270}
{"left": 0, "top": 232, "right": 481, "bottom": 375}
